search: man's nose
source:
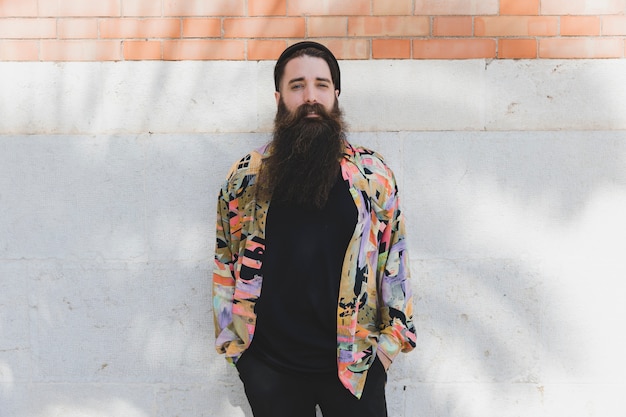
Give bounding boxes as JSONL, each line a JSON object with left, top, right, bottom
{"left": 304, "top": 86, "right": 317, "bottom": 103}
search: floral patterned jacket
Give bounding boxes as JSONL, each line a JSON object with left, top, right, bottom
{"left": 213, "top": 141, "right": 416, "bottom": 398}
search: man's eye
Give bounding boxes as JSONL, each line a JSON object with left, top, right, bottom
{"left": 291, "top": 84, "right": 303, "bottom": 90}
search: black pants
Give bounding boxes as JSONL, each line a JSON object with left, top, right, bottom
{"left": 236, "top": 352, "right": 388, "bottom": 417}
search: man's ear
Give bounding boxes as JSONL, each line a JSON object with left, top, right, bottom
{"left": 335, "top": 89, "right": 339, "bottom": 98}
{"left": 275, "top": 91, "right": 281, "bottom": 106}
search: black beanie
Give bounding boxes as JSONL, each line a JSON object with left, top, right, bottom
{"left": 274, "top": 41, "right": 341, "bottom": 96}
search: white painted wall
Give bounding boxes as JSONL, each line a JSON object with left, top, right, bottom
{"left": 1, "top": 60, "right": 625, "bottom": 417}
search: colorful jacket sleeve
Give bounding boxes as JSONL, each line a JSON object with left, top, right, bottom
{"left": 213, "top": 178, "right": 239, "bottom": 361}
{"left": 213, "top": 151, "right": 264, "bottom": 364}
{"left": 371, "top": 158, "right": 416, "bottom": 365}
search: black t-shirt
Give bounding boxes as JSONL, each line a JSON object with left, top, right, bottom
{"left": 249, "top": 174, "right": 357, "bottom": 374}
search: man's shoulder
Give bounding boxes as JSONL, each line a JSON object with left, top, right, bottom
{"left": 225, "top": 144, "right": 268, "bottom": 181}
{"left": 346, "top": 143, "right": 391, "bottom": 174}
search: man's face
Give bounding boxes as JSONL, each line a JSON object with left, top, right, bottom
{"left": 275, "top": 55, "right": 339, "bottom": 117}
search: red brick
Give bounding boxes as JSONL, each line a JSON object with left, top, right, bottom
{"left": 288, "top": 0, "right": 369, "bottom": 16}
{"left": 38, "top": 0, "right": 121, "bottom": 17}
{"left": 475, "top": 16, "right": 558, "bottom": 36}
{"left": 0, "top": 40, "right": 39, "bottom": 60}
{"left": 372, "top": 39, "right": 411, "bottom": 58}
{"left": 561, "top": 16, "right": 601, "bottom": 36}
{"left": 0, "top": 18, "right": 56, "bottom": 39}
{"left": 500, "top": 0, "right": 539, "bottom": 15}
{"left": 308, "top": 17, "right": 348, "bottom": 37}
{"left": 163, "top": 40, "right": 245, "bottom": 60}
{"left": 40, "top": 40, "right": 122, "bottom": 61}
{"left": 163, "top": 0, "right": 245, "bottom": 16}
{"left": 348, "top": 16, "right": 429, "bottom": 37}
{"left": 602, "top": 16, "right": 626, "bottom": 36}
{"left": 414, "top": 0, "right": 498, "bottom": 15}
{"left": 248, "top": 0, "right": 287, "bottom": 16}
{"left": 539, "top": 38, "right": 623, "bottom": 58}
{"left": 433, "top": 16, "right": 473, "bottom": 37}
{"left": 248, "top": 39, "right": 287, "bottom": 60}
{"left": 322, "top": 39, "right": 369, "bottom": 59}
{"left": 498, "top": 38, "right": 537, "bottom": 58}
{"left": 0, "top": 0, "right": 38, "bottom": 16}
{"left": 224, "top": 17, "right": 305, "bottom": 38}
{"left": 372, "top": 0, "right": 413, "bottom": 15}
{"left": 58, "top": 19, "right": 99, "bottom": 39}
{"left": 182, "top": 18, "right": 221, "bottom": 38}
{"left": 123, "top": 40, "right": 162, "bottom": 59}
{"left": 413, "top": 39, "right": 496, "bottom": 59}
{"left": 100, "top": 18, "right": 181, "bottom": 39}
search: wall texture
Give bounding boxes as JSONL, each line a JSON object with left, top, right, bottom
{"left": 1, "top": 1, "right": 626, "bottom": 417}
{"left": 1, "top": 0, "right": 625, "bottom": 60}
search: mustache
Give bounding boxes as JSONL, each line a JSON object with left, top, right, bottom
{"left": 275, "top": 102, "right": 335, "bottom": 130}
{"left": 295, "top": 102, "right": 329, "bottom": 118}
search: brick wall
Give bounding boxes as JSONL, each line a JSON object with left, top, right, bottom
{"left": 0, "top": 0, "right": 624, "bottom": 61}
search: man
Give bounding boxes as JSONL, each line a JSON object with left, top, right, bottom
{"left": 213, "top": 41, "right": 416, "bottom": 417}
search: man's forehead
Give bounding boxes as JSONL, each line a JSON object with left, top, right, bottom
{"left": 283, "top": 56, "right": 333, "bottom": 80}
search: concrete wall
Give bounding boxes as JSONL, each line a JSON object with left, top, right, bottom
{"left": 1, "top": 59, "right": 626, "bottom": 417}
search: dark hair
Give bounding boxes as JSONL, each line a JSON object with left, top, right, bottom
{"left": 274, "top": 41, "right": 341, "bottom": 96}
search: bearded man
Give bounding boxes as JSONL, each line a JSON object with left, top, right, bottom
{"left": 213, "top": 42, "right": 416, "bottom": 417}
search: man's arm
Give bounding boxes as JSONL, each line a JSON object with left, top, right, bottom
{"left": 212, "top": 184, "right": 238, "bottom": 359}
{"left": 376, "top": 174, "right": 416, "bottom": 370}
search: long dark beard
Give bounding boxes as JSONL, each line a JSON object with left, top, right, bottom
{"left": 256, "top": 99, "right": 346, "bottom": 209}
